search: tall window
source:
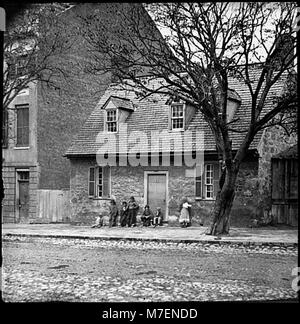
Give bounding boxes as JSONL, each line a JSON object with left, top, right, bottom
{"left": 2, "top": 108, "right": 8, "bottom": 147}
{"left": 171, "top": 103, "right": 184, "bottom": 130}
{"left": 205, "top": 164, "right": 214, "bottom": 199}
{"left": 88, "top": 166, "right": 110, "bottom": 198}
{"left": 195, "top": 163, "right": 219, "bottom": 199}
{"left": 16, "top": 104, "right": 29, "bottom": 147}
{"left": 106, "top": 110, "right": 117, "bottom": 132}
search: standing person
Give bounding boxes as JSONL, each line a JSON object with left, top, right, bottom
{"left": 108, "top": 199, "right": 119, "bottom": 227}
{"left": 119, "top": 201, "right": 128, "bottom": 227}
{"left": 141, "top": 205, "right": 154, "bottom": 227}
{"left": 153, "top": 207, "right": 163, "bottom": 227}
{"left": 127, "top": 196, "right": 139, "bottom": 227}
{"left": 179, "top": 201, "right": 192, "bottom": 228}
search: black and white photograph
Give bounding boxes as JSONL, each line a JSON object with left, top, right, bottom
{"left": 1, "top": 1, "right": 298, "bottom": 310}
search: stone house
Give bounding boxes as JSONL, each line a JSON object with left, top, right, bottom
{"left": 65, "top": 66, "right": 296, "bottom": 226}
{"left": 1, "top": 3, "right": 155, "bottom": 223}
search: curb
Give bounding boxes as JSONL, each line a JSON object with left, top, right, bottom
{"left": 2, "top": 233, "right": 298, "bottom": 248}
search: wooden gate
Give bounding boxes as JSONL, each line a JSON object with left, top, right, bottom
{"left": 37, "top": 189, "right": 70, "bottom": 223}
{"left": 271, "top": 151, "right": 298, "bottom": 226}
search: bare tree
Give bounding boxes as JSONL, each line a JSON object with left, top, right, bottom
{"left": 78, "top": 2, "right": 297, "bottom": 235}
{"left": 3, "top": 3, "right": 75, "bottom": 112}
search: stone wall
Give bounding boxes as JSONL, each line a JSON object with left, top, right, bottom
{"left": 69, "top": 157, "right": 260, "bottom": 227}
{"left": 257, "top": 126, "right": 297, "bottom": 213}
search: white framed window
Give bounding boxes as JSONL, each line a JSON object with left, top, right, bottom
{"left": 195, "top": 163, "right": 219, "bottom": 200}
{"left": 205, "top": 164, "right": 214, "bottom": 199}
{"left": 88, "top": 166, "right": 110, "bottom": 198}
{"left": 170, "top": 103, "right": 184, "bottom": 130}
{"left": 106, "top": 109, "right": 117, "bottom": 132}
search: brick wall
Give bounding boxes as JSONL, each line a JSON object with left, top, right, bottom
{"left": 36, "top": 2, "right": 153, "bottom": 191}
{"left": 69, "top": 157, "right": 260, "bottom": 226}
{"left": 36, "top": 4, "right": 111, "bottom": 190}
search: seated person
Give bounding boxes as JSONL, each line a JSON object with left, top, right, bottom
{"left": 91, "top": 213, "right": 103, "bottom": 228}
{"left": 141, "top": 205, "right": 153, "bottom": 227}
{"left": 153, "top": 207, "right": 163, "bottom": 227}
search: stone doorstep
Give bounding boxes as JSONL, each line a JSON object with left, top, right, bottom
{"left": 2, "top": 233, "right": 297, "bottom": 248}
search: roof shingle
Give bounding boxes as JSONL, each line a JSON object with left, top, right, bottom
{"left": 65, "top": 65, "right": 287, "bottom": 157}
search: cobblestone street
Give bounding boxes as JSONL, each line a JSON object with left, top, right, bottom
{"left": 2, "top": 236, "right": 298, "bottom": 302}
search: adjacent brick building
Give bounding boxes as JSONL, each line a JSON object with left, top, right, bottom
{"left": 2, "top": 3, "right": 153, "bottom": 223}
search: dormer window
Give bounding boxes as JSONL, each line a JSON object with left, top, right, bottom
{"left": 102, "top": 95, "right": 134, "bottom": 133}
{"left": 106, "top": 109, "right": 117, "bottom": 132}
{"left": 171, "top": 103, "right": 185, "bottom": 130}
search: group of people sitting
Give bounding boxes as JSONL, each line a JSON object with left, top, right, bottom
{"left": 91, "top": 196, "right": 164, "bottom": 228}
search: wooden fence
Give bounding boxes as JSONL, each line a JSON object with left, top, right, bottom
{"left": 36, "top": 189, "right": 70, "bottom": 223}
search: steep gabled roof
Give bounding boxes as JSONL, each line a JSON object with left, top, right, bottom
{"left": 65, "top": 65, "right": 287, "bottom": 157}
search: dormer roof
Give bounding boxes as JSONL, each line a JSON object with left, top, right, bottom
{"left": 102, "top": 95, "right": 134, "bottom": 111}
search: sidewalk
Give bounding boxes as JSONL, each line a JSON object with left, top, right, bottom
{"left": 1, "top": 223, "right": 298, "bottom": 246}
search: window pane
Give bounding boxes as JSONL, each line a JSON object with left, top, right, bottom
{"left": 16, "top": 105, "right": 29, "bottom": 146}
{"left": 97, "top": 185, "right": 103, "bottom": 197}
{"left": 107, "top": 122, "right": 117, "bottom": 132}
{"left": 98, "top": 167, "right": 103, "bottom": 185}
{"left": 206, "top": 185, "right": 213, "bottom": 198}
{"left": 107, "top": 110, "right": 116, "bottom": 121}
{"left": 172, "top": 118, "right": 183, "bottom": 129}
{"left": 172, "top": 105, "right": 183, "bottom": 117}
{"left": 89, "top": 168, "right": 95, "bottom": 181}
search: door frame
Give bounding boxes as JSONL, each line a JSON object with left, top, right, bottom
{"left": 15, "top": 168, "right": 30, "bottom": 222}
{"left": 144, "top": 170, "right": 169, "bottom": 221}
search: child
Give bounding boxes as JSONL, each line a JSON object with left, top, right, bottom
{"left": 119, "top": 201, "right": 128, "bottom": 227}
{"left": 108, "top": 199, "right": 119, "bottom": 227}
{"left": 141, "top": 205, "right": 153, "bottom": 227}
{"left": 91, "top": 213, "right": 103, "bottom": 228}
{"left": 153, "top": 207, "right": 162, "bottom": 227}
{"left": 127, "top": 196, "right": 139, "bottom": 227}
{"left": 179, "top": 201, "right": 192, "bottom": 228}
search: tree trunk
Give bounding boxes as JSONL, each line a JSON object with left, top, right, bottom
{"left": 208, "top": 169, "right": 238, "bottom": 236}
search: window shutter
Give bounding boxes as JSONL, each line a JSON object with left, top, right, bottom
{"left": 102, "top": 166, "right": 110, "bottom": 198}
{"left": 88, "top": 167, "right": 95, "bottom": 197}
{"left": 168, "top": 106, "right": 172, "bottom": 131}
{"left": 184, "top": 104, "right": 188, "bottom": 130}
{"left": 213, "top": 163, "right": 220, "bottom": 199}
{"left": 195, "top": 175, "right": 202, "bottom": 198}
{"left": 195, "top": 166, "right": 203, "bottom": 198}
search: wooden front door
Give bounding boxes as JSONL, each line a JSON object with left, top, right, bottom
{"left": 147, "top": 174, "right": 166, "bottom": 219}
{"left": 17, "top": 171, "right": 30, "bottom": 222}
